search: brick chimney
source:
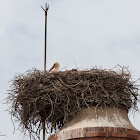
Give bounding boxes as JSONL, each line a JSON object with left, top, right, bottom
{"left": 48, "top": 106, "right": 140, "bottom": 140}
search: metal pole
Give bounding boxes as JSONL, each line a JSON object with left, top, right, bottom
{"left": 41, "top": 3, "right": 49, "bottom": 140}
{"left": 44, "top": 11, "right": 47, "bottom": 71}
{"left": 43, "top": 119, "right": 45, "bottom": 140}
{"left": 41, "top": 3, "right": 49, "bottom": 72}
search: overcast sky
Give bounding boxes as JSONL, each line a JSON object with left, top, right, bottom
{"left": 0, "top": 0, "right": 140, "bottom": 140}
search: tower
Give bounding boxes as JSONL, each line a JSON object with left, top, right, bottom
{"left": 48, "top": 105, "right": 140, "bottom": 140}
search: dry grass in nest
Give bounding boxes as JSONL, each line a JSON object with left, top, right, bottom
{"left": 7, "top": 66, "right": 139, "bottom": 139}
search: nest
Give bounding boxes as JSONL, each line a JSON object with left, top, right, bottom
{"left": 7, "top": 67, "right": 139, "bottom": 139}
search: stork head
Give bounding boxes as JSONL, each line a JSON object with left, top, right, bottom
{"left": 49, "top": 62, "right": 60, "bottom": 72}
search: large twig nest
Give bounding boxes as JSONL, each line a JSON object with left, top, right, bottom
{"left": 7, "top": 66, "right": 139, "bottom": 139}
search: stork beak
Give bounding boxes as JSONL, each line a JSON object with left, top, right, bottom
{"left": 49, "top": 66, "right": 54, "bottom": 72}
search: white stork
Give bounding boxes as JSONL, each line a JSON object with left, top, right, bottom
{"left": 49, "top": 62, "right": 60, "bottom": 72}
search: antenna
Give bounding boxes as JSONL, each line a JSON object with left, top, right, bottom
{"left": 41, "top": 2, "right": 49, "bottom": 72}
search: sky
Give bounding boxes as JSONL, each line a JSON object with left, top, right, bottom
{"left": 0, "top": 0, "right": 140, "bottom": 140}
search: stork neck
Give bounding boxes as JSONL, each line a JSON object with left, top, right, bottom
{"left": 54, "top": 67, "right": 59, "bottom": 72}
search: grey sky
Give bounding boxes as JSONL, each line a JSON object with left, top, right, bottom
{"left": 0, "top": 0, "right": 140, "bottom": 140}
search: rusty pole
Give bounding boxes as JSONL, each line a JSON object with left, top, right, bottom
{"left": 41, "top": 3, "right": 49, "bottom": 140}
{"left": 42, "top": 119, "right": 46, "bottom": 140}
{"left": 41, "top": 3, "right": 49, "bottom": 72}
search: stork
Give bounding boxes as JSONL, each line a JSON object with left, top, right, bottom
{"left": 49, "top": 62, "right": 60, "bottom": 72}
